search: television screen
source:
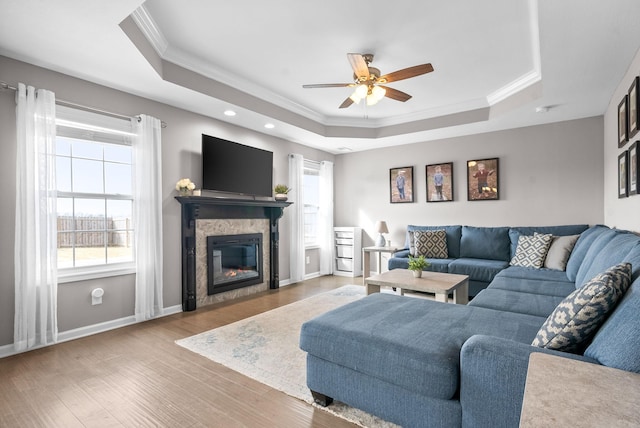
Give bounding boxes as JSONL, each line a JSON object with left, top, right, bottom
{"left": 201, "top": 134, "right": 273, "bottom": 197}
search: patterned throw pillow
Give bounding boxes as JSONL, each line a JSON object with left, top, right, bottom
{"left": 510, "top": 233, "right": 553, "bottom": 268}
{"left": 532, "top": 263, "right": 632, "bottom": 352}
{"left": 413, "top": 230, "right": 448, "bottom": 259}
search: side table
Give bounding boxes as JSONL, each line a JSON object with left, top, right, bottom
{"left": 362, "top": 246, "right": 400, "bottom": 285}
{"left": 519, "top": 353, "right": 640, "bottom": 427}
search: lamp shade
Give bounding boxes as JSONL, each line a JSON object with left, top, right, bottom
{"left": 375, "top": 221, "right": 389, "bottom": 234}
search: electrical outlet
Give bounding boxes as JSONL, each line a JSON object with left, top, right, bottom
{"left": 306, "top": 256, "right": 310, "bottom": 264}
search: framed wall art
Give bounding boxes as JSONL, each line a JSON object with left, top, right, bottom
{"left": 390, "top": 166, "right": 414, "bottom": 203}
{"left": 619, "top": 95, "right": 629, "bottom": 148}
{"left": 467, "top": 158, "right": 499, "bottom": 201}
{"left": 426, "top": 162, "right": 454, "bottom": 202}
{"left": 629, "top": 141, "right": 638, "bottom": 196}
{"left": 619, "top": 151, "right": 629, "bottom": 198}
{"left": 629, "top": 77, "right": 639, "bottom": 139}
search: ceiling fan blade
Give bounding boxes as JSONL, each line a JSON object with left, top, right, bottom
{"left": 347, "top": 53, "right": 370, "bottom": 80}
{"left": 380, "top": 86, "right": 412, "bottom": 102}
{"left": 302, "top": 83, "right": 354, "bottom": 88}
{"left": 378, "top": 63, "right": 434, "bottom": 84}
{"left": 339, "top": 97, "right": 354, "bottom": 109}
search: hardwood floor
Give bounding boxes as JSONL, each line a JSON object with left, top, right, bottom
{"left": 0, "top": 275, "right": 358, "bottom": 428}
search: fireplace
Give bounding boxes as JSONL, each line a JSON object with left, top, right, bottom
{"left": 176, "top": 196, "right": 291, "bottom": 311}
{"left": 207, "top": 233, "right": 263, "bottom": 295}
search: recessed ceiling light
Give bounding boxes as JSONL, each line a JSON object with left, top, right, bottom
{"left": 535, "top": 106, "right": 550, "bottom": 113}
{"left": 224, "top": 110, "right": 236, "bottom": 116}
{"left": 264, "top": 123, "right": 275, "bottom": 129}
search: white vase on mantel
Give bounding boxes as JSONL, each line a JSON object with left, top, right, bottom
{"left": 275, "top": 193, "right": 288, "bottom": 201}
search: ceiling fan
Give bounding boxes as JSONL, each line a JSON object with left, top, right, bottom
{"left": 302, "top": 53, "right": 434, "bottom": 109}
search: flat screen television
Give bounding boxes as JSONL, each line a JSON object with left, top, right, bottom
{"left": 201, "top": 134, "right": 273, "bottom": 197}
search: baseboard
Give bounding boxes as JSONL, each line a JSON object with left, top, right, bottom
{"left": 304, "top": 271, "right": 322, "bottom": 280}
{"left": 0, "top": 303, "right": 184, "bottom": 359}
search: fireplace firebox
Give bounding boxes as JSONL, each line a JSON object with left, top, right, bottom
{"left": 207, "top": 233, "right": 263, "bottom": 295}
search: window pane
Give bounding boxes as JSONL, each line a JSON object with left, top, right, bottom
{"left": 72, "top": 158, "right": 104, "bottom": 193}
{"left": 107, "top": 200, "right": 132, "bottom": 230}
{"left": 74, "top": 199, "right": 105, "bottom": 230}
{"left": 107, "top": 240, "right": 133, "bottom": 264}
{"left": 74, "top": 241, "right": 107, "bottom": 266}
{"left": 57, "top": 197, "right": 73, "bottom": 218}
{"left": 104, "top": 163, "right": 131, "bottom": 194}
{"left": 56, "top": 137, "right": 72, "bottom": 156}
{"left": 57, "top": 232, "right": 74, "bottom": 268}
{"left": 104, "top": 144, "right": 131, "bottom": 163}
{"left": 56, "top": 156, "right": 72, "bottom": 192}
{"left": 72, "top": 140, "right": 103, "bottom": 160}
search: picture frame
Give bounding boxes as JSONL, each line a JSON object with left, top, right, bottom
{"left": 426, "top": 162, "right": 454, "bottom": 202}
{"left": 619, "top": 95, "right": 629, "bottom": 148}
{"left": 629, "top": 141, "right": 638, "bottom": 196}
{"left": 629, "top": 77, "right": 639, "bottom": 139}
{"left": 619, "top": 151, "right": 629, "bottom": 198}
{"left": 467, "top": 158, "right": 499, "bottom": 201}
{"left": 390, "top": 166, "right": 414, "bottom": 203}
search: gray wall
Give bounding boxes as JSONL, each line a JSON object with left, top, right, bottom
{"left": 0, "top": 55, "right": 334, "bottom": 346}
{"left": 334, "top": 117, "right": 605, "bottom": 260}
{"left": 604, "top": 45, "right": 640, "bottom": 231}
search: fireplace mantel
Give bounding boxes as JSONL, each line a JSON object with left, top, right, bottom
{"left": 176, "top": 196, "right": 292, "bottom": 311}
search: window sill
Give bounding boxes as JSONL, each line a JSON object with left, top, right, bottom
{"left": 58, "top": 263, "right": 136, "bottom": 284}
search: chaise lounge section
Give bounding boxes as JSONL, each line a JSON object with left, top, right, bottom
{"left": 300, "top": 224, "right": 640, "bottom": 427}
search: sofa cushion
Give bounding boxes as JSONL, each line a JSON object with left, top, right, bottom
{"left": 510, "top": 233, "right": 553, "bottom": 268}
{"left": 575, "top": 231, "right": 640, "bottom": 287}
{"left": 508, "top": 224, "right": 589, "bottom": 259}
{"left": 488, "top": 276, "right": 575, "bottom": 298}
{"left": 544, "top": 234, "right": 580, "bottom": 271}
{"left": 584, "top": 279, "right": 640, "bottom": 372}
{"left": 495, "top": 266, "right": 573, "bottom": 283}
{"left": 460, "top": 226, "right": 510, "bottom": 261}
{"left": 532, "top": 263, "right": 632, "bottom": 352}
{"left": 468, "top": 288, "right": 563, "bottom": 318}
{"left": 405, "top": 225, "right": 462, "bottom": 258}
{"left": 413, "top": 229, "right": 448, "bottom": 258}
{"left": 300, "top": 293, "right": 546, "bottom": 401}
{"left": 448, "top": 258, "right": 509, "bottom": 283}
{"left": 566, "top": 225, "right": 611, "bottom": 281}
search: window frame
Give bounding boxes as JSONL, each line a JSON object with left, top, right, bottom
{"left": 55, "top": 106, "right": 136, "bottom": 283}
{"left": 303, "top": 161, "right": 321, "bottom": 249}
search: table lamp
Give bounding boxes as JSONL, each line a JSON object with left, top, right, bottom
{"left": 375, "top": 221, "right": 389, "bottom": 247}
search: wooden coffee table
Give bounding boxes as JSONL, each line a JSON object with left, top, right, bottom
{"left": 365, "top": 269, "right": 469, "bottom": 304}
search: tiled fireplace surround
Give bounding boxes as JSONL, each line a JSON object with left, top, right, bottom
{"left": 176, "top": 196, "right": 291, "bottom": 311}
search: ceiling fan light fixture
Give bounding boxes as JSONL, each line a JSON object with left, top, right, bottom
{"left": 366, "top": 93, "right": 379, "bottom": 106}
{"left": 355, "top": 84, "right": 368, "bottom": 98}
{"left": 372, "top": 85, "right": 386, "bottom": 100}
{"left": 349, "top": 93, "right": 362, "bottom": 104}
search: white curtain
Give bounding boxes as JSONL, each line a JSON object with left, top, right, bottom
{"left": 132, "top": 115, "right": 164, "bottom": 321}
{"left": 318, "top": 161, "right": 334, "bottom": 275}
{"left": 288, "top": 153, "right": 305, "bottom": 283}
{"left": 14, "top": 83, "right": 58, "bottom": 351}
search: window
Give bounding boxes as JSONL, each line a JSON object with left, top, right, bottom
{"left": 55, "top": 106, "right": 135, "bottom": 281}
{"left": 303, "top": 161, "right": 320, "bottom": 247}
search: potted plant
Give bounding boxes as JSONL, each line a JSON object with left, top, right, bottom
{"left": 408, "top": 255, "right": 430, "bottom": 278}
{"left": 274, "top": 184, "right": 290, "bottom": 201}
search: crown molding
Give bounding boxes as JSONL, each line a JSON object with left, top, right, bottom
{"left": 130, "top": 5, "right": 168, "bottom": 56}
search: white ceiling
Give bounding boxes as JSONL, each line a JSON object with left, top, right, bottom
{"left": 1, "top": 0, "right": 640, "bottom": 153}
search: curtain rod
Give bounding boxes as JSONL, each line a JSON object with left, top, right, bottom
{"left": 1, "top": 80, "right": 167, "bottom": 128}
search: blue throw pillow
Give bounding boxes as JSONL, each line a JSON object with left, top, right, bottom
{"left": 532, "top": 263, "right": 631, "bottom": 352}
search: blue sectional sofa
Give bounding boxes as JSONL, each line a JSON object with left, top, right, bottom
{"left": 388, "top": 224, "right": 589, "bottom": 296}
{"left": 300, "top": 224, "right": 640, "bottom": 427}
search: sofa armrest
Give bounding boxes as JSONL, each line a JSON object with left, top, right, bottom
{"left": 391, "top": 249, "right": 410, "bottom": 258}
{"left": 459, "top": 335, "right": 598, "bottom": 428}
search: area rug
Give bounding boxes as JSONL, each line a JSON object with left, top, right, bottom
{"left": 175, "top": 285, "right": 399, "bottom": 427}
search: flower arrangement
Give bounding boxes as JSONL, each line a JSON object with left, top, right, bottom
{"left": 176, "top": 178, "right": 196, "bottom": 195}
